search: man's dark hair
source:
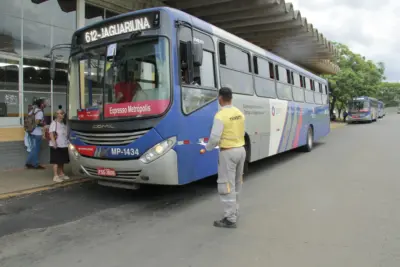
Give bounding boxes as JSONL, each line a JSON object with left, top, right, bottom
{"left": 219, "top": 87, "right": 233, "bottom": 102}
{"left": 35, "top": 98, "right": 45, "bottom": 107}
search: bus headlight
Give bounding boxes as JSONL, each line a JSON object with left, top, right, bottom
{"left": 139, "top": 137, "right": 176, "bottom": 164}
{"left": 69, "top": 143, "right": 80, "bottom": 158}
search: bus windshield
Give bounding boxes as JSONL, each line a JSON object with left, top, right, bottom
{"left": 349, "top": 100, "right": 370, "bottom": 112}
{"left": 70, "top": 37, "right": 170, "bottom": 120}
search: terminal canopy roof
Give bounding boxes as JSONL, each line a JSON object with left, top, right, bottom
{"left": 89, "top": 0, "right": 340, "bottom": 74}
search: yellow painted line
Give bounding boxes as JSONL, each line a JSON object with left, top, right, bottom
{"left": 0, "top": 178, "right": 91, "bottom": 200}
{"left": 330, "top": 123, "right": 346, "bottom": 129}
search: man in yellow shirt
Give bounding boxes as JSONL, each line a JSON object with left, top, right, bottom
{"left": 205, "top": 87, "right": 246, "bottom": 228}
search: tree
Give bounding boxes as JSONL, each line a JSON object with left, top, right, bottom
{"left": 324, "top": 43, "right": 385, "bottom": 115}
{"left": 378, "top": 82, "right": 400, "bottom": 106}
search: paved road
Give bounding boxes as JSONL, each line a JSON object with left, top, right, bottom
{"left": 1, "top": 114, "right": 400, "bottom": 267}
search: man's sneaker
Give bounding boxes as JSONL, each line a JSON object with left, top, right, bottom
{"left": 213, "top": 218, "right": 237, "bottom": 228}
{"left": 53, "top": 176, "right": 63, "bottom": 183}
{"left": 61, "top": 175, "right": 70, "bottom": 180}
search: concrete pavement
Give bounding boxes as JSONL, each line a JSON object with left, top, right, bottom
{"left": 1, "top": 115, "right": 400, "bottom": 266}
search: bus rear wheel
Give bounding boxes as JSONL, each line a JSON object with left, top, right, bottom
{"left": 301, "top": 126, "right": 313, "bottom": 152}
{"left": 243, "top": 143, "right": 250, "bottom": 175}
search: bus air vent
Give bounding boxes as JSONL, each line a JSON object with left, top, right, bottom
{"left": 73, "top": 130, "right": 149, "bottom": 146}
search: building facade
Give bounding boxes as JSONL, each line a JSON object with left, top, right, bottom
{"left": 0, "top": 0, "right": 122, "bottom": 169}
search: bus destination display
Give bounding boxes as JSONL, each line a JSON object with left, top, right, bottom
{"left": 82, "top": 12, "right": 160, "bottom": 44}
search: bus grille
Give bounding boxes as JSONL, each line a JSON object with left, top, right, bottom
{"left": 73, "top": 130, "right": 149, "bottom": 146}
{"left": 83, "top": 166, "right": 141, "bottom": 180}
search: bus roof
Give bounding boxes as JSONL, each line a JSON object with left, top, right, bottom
{"left": 352, "top": 96, "right": 378, "bottom": 101}
{"left": 75, "top": 6, "right": 327, "bottom": 84}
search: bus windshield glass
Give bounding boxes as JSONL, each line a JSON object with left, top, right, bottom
{"left": 71, "top": 37, "right": 170, "bottom": 120}
{"left": 349, "top": 100, "right": 370, "bottom": 112}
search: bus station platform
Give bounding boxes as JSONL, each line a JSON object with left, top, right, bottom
{"left": 0, "top": 165, "right": 87, "bottom": 200}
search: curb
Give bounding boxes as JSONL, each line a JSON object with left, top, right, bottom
{"left": 0, "top": 178, "right": 91, "bottom": 200}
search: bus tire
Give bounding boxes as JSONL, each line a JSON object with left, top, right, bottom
{"left": 301, "top": 126, "right": 314, "bottom": 152}
{"left": 243, "top": 157, "right": 249, "bottom": 175}
{"left": 243, "top": 135, "right": 250, "bottom": 175}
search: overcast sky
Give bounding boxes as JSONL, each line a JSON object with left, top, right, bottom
{"left": 291, "top": 0, "right": 398, "bottom": 81}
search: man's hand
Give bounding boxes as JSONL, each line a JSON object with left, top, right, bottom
{"left": 199, "top": 141, "right": 219, "bottom": 150}
{"left": 198, "top": 141, "right": 207, "bottom": 147}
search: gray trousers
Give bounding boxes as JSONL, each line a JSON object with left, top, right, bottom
{"left": 217, "top": 146, "right": 246, "bottom": 223}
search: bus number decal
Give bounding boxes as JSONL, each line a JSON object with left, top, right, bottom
{"left": 85, "top": 30, "right": 99, "bottom": 43}
{"left": 111, "top": 148, "right": 140, "bottom": 156}
{"left": 83, "top": 16, "right": 153, "bottom": 44}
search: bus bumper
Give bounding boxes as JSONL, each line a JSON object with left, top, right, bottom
{"left": 69, "top": 148, "right": 179, "bottom": 186}
{"left": 347, "top": 114, "right": 371, "bottom": 122}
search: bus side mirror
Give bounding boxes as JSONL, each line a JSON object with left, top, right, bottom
{"left": 50, "top": 54, "right": 56, "bottom": 81}
{"left": 193, "top": 43, "right": 203, "bottom": 67}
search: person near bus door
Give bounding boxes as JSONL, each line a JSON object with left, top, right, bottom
{"left": 203, "top": 87, "right": 246, "bottom": 228}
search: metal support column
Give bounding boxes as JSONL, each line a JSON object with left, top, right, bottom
{"left": 77, "top": 0, "right": 85, "bottom": 28}
{"left": 77, "top": 0, "right": 86, "bottom": 108}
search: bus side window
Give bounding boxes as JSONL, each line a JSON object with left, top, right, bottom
{"left": 178, "top": 25, "right": 194, "bottom": 85}
{"left": 291, "top": 72, "right": 294, "bottom": 85}
{"left": 269, "top": 62, "right": 274, "bottom": 79}
{"left": 181, "top": 30, "right": 218, "bottom": 114}
{"left": 275, "top": 65, "right": 280, "bottom": 81}
{"left": 198, "top": 50, "right": 216, "bottom": 88}
{"left": 253, "top": 56, "right": 259, "bottom": 75}
{"left": 286, "top": 69, "right": 291, "bottom": 84}
{"left": 310, "top": 79, "right": 315, "bottom": 91}
{"left": 219, "top": 43, "right": 226, "bottom": 65}
{"left": 180, "top": 42, "right": 189, "bottom": 84}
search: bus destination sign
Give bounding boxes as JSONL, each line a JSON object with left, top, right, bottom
{"left": 82, "top": 12, "right": 159, "bottom": 44}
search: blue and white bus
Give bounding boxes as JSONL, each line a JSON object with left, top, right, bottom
{"left": 52, "top": 7, "right": 330, "bottom": 189}
{"left": 378, "top": 101, "right": 385, "bottom": 118}
{"left": 347, "top": 96, "right": 379, "bottom": 123}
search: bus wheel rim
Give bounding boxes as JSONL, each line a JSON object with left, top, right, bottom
{"left": 308, "top": 129, "right": 313, "bottom": 148}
